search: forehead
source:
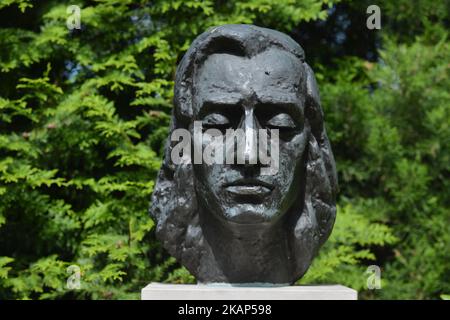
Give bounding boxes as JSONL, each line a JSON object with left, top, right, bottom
{"left": 194, "top": 49, "right": 303, "bottom": 108}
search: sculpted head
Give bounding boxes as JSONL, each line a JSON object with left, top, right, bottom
{"left": 150, "top": 24, "right": 337, "bottom": 284}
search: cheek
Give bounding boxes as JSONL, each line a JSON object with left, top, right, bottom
{"left": 277, "top": 133, "right": 308, "bottom": 185}
{"left": 193, "top": 162, "right": 225, "bottom": 193}
{"left": 281, "top": 132, "right": 307, "bottom": 160}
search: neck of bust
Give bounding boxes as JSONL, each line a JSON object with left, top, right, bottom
{"left": 199, "top": 206, "right": 293, "bottom": 284}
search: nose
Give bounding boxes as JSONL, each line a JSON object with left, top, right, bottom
{"left": 239, "top": 107, "right": 260, "bottom": 166}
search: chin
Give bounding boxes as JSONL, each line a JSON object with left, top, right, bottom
{"left": 222, "top": 205, "right": 278, "bottom": 224}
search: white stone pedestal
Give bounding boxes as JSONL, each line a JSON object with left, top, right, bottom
{"left": 141, "top": 283, "right": 357, "bottom": 300}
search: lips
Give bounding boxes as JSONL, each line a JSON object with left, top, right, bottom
{"left": 224, "top": 179, "right": 273, "bottom": 197}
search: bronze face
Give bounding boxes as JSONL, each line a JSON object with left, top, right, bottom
{"left": 193, "top": 49, "right": 307, "bottom": 225}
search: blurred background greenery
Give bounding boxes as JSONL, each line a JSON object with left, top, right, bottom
{"left": 0, "top": 0, "right": 448, "bottom": 300}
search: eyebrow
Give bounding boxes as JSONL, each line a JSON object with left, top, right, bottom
{"left": 255, "top": 99, "right": 303, "bottom": 120}
{"left": 196, "top": 96, "right": 304, "bottom": 120}
{"left": 197, "top": 98, "right": 242, "bottom": 118}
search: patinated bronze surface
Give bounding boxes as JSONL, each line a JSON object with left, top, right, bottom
{"left": 150, "top": 24, "right": 337, "bottom": 284}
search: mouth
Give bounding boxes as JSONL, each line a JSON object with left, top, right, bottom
{"left": 224, "top": 179, "right": 274, "bottom": 197}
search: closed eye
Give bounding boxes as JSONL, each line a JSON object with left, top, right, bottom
{"left": 201, "top": 113, "right": 231, "bottom": 130}
{"left": 266, "top": 113, "right": 297, "bottom": 129}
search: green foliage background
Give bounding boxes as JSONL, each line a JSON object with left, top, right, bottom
{"left": 0, "top": 0, "right": 448, "bottom": 299}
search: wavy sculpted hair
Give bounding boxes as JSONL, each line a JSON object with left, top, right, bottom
{"left": 150, "top": 24, "right": 338, "bottom": 282}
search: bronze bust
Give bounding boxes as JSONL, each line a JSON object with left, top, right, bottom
{"left": 150, "top": 24, "right": 337, "bottom": 284}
